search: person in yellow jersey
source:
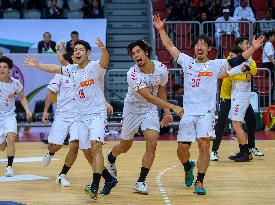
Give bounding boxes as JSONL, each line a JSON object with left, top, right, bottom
{"left": 210, "top": 37, "right": 264, "bottom": 161}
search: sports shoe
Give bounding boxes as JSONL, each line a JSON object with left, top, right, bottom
{"left": 42, "top": 152, "right": 54, "bottom": 167}
{"left": 84, "top": 184, "right": 98, "bottom": 199}
{"left": 228, "top": 152, "right": 242, "bottom": 160}
{"left": 194, "top": 181, "right": 206, "bottom": 195}
{"left": 5, "top": 166, "right": 14, "bottom": 177}
{"left": 210, "top": 151, "right": 219, "bottom": 161}
{"left": 184, "top": 160, "right": 195, "bottom": 187}
{"left": 99, "top": 177, "right": 118, "bottom": 196}
{"left": 106, "top": 151, "right": 117, "bottom": 177}
{"left": 234, "top": 153, "right": 253, "bottom": 162}
{"left": 133, "top": 181, "right": 149, "bottom": 195}
{"left": 249, "top": 147, "right": 264, "bottom": 157}
{"left": 56, "top": 174, "right": 71, "bottom": 187}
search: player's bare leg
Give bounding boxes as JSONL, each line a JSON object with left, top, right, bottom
{"left": 133, "top": 130, "right": 159, "bottom": 195}
{"left": 56, "top": 140, "right": 79, "bottom": 187}
{"left": 5, "top": 132, "right": 16, "bottom": 177}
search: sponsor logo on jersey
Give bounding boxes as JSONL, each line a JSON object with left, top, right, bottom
{"left": 198, "top": 72, "right": 212, "bottom": 77}
{"left": 80, "top": 79, "right": 94, "bottom": 87}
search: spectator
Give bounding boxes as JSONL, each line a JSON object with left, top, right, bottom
{"left": 38, "top": 32, "right": 56, "bottom": 53}
{"left": 174, "top": 84, "right": 184, "bottom": 106}
{"left": 44, "top": 0, "right": 63, "bottom": 19}
{"left": 83, "top": 0, "right": 104, "bottom": 19}
{"left": 233, "top": 0, "right": 255, "bottom": 23}
{"left": 191, "top": 0, "right": 209, "bottom": 20}
{"left": 262, "top": 31, "right": 275, "bottom": 96}
{"left": 1, "top": 0, "right": 22, "bottom": 11}
{"left": 65, "top": 31, "right": 80, "bottom": 55}
{"left": 209, "top": 0, "right": 223, "bottom": 20}
{"left": 167, "top": 0, "right": 189, "bottom": 21}
{"left": 215, "top": 8, "right": 240, "bottom": 49}
{"left": 259, "top": 8, "right": 275, "bottom": 34}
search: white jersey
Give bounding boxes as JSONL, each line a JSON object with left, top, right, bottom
{"left": 177, "top": 53, "right": 228, "bottom": 115}
{"left": 61, "top": 61, "right": 106, "bottom": 118}
{"left": 231, "top": 61, "right": 252, "bottom": 103}
{"left": 124, "top": 60, "right": 168, "bottom": 114}
{"left": 0, "top": 77, "right": 23, "bottom": 119}
{"left": 47, "top": 74, "right": 76, "bottom": 121}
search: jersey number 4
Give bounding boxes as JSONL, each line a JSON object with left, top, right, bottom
{"left": 191, "top": 78, "right": 200, "bottom": 87}
{"left": 79, "top": 89, "right": 86, "bottom": 99}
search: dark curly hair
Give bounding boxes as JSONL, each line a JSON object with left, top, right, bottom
{"left": 0, "top": 56, "right": 13, "bottom": 69}
{"left": 127, "top": 40, "right": 152, "bottom": 58}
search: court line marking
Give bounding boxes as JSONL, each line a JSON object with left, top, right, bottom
{"left": 156, "top": 164, "right": 179, "bottom": 205}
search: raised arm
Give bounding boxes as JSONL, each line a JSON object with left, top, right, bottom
{"left": 153, "top": 14, "right": 181, "bottom": 60}
{"left": 55, "top": 44, "right": 69, "bottom": 66}
{"left": 242, "top": 35, "right": 265, "bottom": 60}
{"left": 18, "top": 90, "right": 32, "bottom": 121}
{"left": 24, "top": 56, "right": 61, "bottom": 74}
{"left": 96, "top": 38, "right": 109, "bottom": 69}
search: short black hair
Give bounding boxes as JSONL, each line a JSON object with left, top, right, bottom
{"left": 265, "top": 31, "right": 275, "bottom": 40}
{"left": 127, "top": 40, "right": 152, "bottom": 58}
{"left": 174, "top": 84, "right": 183, "bottom": 92}
{"left": 0, "top": 56, "right": 13, "bottom": 69}
{"left": 235, "top": 36, "right": 249, "bottom": 46}
{"left": 74, "top": 40, "right": 91, "bottom": 51}
{"left": 71, "top": 31, "right": 79, "bottom": 35}
{"left": 193, "top": 34, "right": 212, "bottom": 47}
{"left": 230, "top": 45, "right": 243, "bottom": 55}
{"left": 63, "top": 53, "right": 73, "bottom": 64}
{"left": 43, "top": 32, "right": 51, "bottom": 37}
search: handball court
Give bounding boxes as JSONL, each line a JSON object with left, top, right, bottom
{"left": 0, "top": 129, "right": 275, "bottom": 205}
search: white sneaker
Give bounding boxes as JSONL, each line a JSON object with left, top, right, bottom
{"left": 42, "top": 152, "right": 54, "bottom": 167}
{"left": 133, "top": 182, "right": 149, "bottom": 195}
{"left": 56, "top": 174, "right": 71, "bottom": 187}
{"left": 5, "top": 166, "right": 14, "bottom": 177}
{"left": 210, "top": 151, "right": 219, "bottom": 161}
{"left": 106, "top": 151, "right": 117, "bottom": 177}
{"left": 250, "top": 148, "right": 264, "bottom": 157}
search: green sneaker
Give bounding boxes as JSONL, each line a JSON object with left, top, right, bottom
{"left": 194, "top": 181, "right": 206, "bottom": 195}
{"left": 84, "top": 184, "right": 98, "bottom": 199}
{"left": 184, "top": 160, "right": 195, "bottom": 187}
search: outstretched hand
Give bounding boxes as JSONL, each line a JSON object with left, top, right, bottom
{"left": 251, "top": 35, "right": 265, "bottom": 50}
{"left": 152, "top": 14, "right": 166, "bottom": 31}
{"left": 23, "top": 56, "right": 39, "bottom": 68}
{"left": 160, "top": 113, "right": 173, "bottom": 128}
{"left": 95, "top": 38, "right": 105, "bottom": 48}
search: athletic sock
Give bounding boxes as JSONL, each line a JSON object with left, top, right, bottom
{"left": 59, "top": 164, "right": 71, "bottom": 175}
{"left": 102, "top": 168, "right": 113, "bottom": 182}
{"left": 91, "top": 173, "right": 101, "bottom": 189}
{"left": 182, "top": 160, "right": 191, "bottom": 172}
{"left": 137, "top": 167, "right": 150, "bottom": 182}
{"left": 196, "top": 172, "right": 205, "bottom": 184}
{"left": 108, "top": 152, "right": 116, "bottom": 164}
{"left": 7, "top": 156, "right": 14, "bottom": 167}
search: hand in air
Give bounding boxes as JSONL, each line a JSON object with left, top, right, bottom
{"left": 23, "top": 56, "right": 39, "bottom": 68}
{"left": 95, "top": 38, "right": 105, "bottom": 48}
{"left": 152, "top": 14, "right": 166, "bottom": 31}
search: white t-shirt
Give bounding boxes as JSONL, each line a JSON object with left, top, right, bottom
{"left": 47, "top": 74, "right": 77, "bottom": 121}
{"left": 177, "top": 53, "right": 228, "bottom": 115}
{"left": 124, "top": 60, "right": 169, "bottom": 114}
{"left": 262, "top": 42, "right": 274, "bottom": 63}
{"left": 231, "top": 61, "right": 252, "bottom": 103}
{"left": 61, "top": 61, "right": 106, "bottom": 118}
{"left": 0, "top": 77, "right": 23, "bottom": 119}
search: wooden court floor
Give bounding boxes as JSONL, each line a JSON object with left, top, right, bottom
{"left": 0, "top": 140, "right": 275, "bottom": 205}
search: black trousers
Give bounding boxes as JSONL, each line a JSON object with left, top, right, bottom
{"left": 212, "top": 98, "right": 256, "bottom": 152}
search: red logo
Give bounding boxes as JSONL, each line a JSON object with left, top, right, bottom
{"left": 80, "top": 79, "right": 94, "bottom": 87}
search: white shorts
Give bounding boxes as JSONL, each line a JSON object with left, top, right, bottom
{"left": 120, "top": 110, "right": 160, "bottom": 140}
{"left": 177, "top": 112, "right": 215, "bottom": 142}
{"left": 229, "top": 97, "right": 249, "bottom": 122}
{"left": 77, "top": 114, "right": 107, "bottom": 149}
{"left": 0, "top": 116, "right": 17, "bottom": 144}
{"left": 48, "top": 118, "right": 78, "bottom": 145}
